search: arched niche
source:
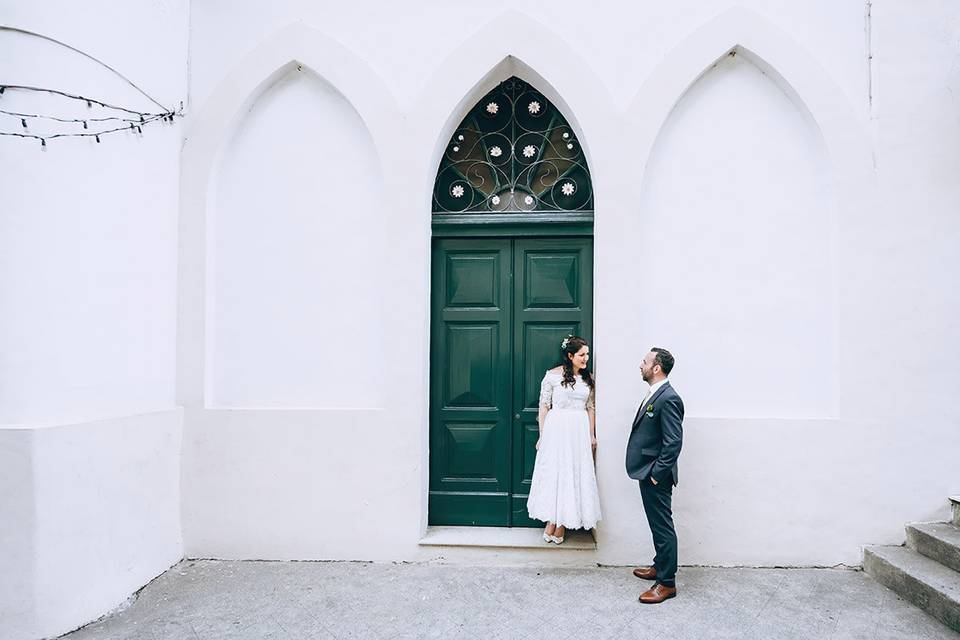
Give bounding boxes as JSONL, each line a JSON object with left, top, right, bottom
{"left": 177, "top": 23, "right": 399, "bottom": 407}
{"left": 637, "top": 48, "right": 836, "bottom": 418}
{"left": 209, "top": 65, "right": 386, "bottom": 408}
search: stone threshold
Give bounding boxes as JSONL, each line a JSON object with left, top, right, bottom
{"left": 419, "top": 526, "right": 596, "bottom": 551}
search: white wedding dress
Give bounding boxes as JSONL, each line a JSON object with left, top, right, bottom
{"left": 526, "top": 369, "right": 602, "bottom": 530}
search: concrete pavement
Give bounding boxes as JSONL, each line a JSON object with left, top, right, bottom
{"left": 61, "top": 560, "right": 960, "bottom": 639}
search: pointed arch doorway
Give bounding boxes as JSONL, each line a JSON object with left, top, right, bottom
{"left": 429, "top": 77, "right": 594, "bottom": 527}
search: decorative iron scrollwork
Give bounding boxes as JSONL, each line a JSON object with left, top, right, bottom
{"left": 433, "top": 77, "right": 593, "bottom": 214}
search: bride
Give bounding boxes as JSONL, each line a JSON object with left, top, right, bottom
{"left": 526, "top": 335, "right": 602, "bottom": 544}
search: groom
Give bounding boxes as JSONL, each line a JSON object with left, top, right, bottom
{"left": 625, "top": 348, "right": 684, "bottom": 604}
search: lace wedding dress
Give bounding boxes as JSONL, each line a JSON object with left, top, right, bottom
{"left": 526, "top": 369, "right": 602, "bottom": 530}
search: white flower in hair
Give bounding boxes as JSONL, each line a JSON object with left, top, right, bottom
{"left": 561, "top": 335, "right": 573, "bottom": 349}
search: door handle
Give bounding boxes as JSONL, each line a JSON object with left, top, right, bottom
{"left": 514, "top": 414, "right": 521, "bottom": 420}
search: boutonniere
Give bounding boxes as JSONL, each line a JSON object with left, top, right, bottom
{"left": 645, "top": 403, "right": 655, "bottom": 418}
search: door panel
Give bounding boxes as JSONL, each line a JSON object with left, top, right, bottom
{"left": 441, "top": 422, "right": 499, "bottom": 479}
{"left": 524, "top": 254, "right": 581, "bottom": 307}
{"left": 430, "top": 240, "right": 512, "bottom": 526}
{"left": 510, "top": 239, "right": 593, "bottom": 526}
{"left": 430, "top": 237, "right": 592, "bottom": 527}
{"left": 445, "top": 324, "right": 498, "bottom": 407}
{"left": 445, "top": 253, "right": 501, "bottom": 307}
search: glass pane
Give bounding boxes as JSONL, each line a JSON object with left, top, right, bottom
{"left": 432, "top": 77, "right": 593, "bottom": 214}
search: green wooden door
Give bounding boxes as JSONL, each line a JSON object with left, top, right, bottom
{"left": 430, "top": 237, "right": 593, "bottom": 527}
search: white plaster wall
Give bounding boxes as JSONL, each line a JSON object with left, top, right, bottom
{"left": 178, "top": 0, "right": 960, "bottom": 569}
{"left": 31, "top": 411, "right": 183, "bottom": 639}
{"left": 0, "top": 430, "right": 35, "bottom": 636}
{"left": 0, "top": 3, "right": 184, "bottom": 426}
{"left": 595, "top": 2, "right": 960, "bottom": 567}
{"left": 210, "top": 68, "right": 385, "bottom": 408}
{"left": 181, "top": 408, "right": 427, "bottom": 560}
{"left": 870, "top": 0, "right": 960, "bottom": 410}
{"left": 0, "top": 2, "right": 188, "bottom": 637}
{"left": 186, "top": 0, "right": 869, "bottom": 120}
{"left": 0, "top": 412, "right": 184, "bottom": 640}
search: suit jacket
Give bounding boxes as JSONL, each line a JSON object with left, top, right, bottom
{"left": 625, "top": 381, "right": 684, "bottom": 485}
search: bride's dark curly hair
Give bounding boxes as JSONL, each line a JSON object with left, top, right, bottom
{"left": 558, "top": 335, "right": 595, "bottom": 390}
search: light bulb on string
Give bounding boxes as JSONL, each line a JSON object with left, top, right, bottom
{"left": 0, "top": 86, "right": 177, "bottom": 145}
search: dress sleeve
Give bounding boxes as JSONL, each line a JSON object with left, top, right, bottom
{"left": 586, "top": 380, "right": 596, "bottom": 411}
{"left": 539, "top": 373, "right": 553, "bottom": 409}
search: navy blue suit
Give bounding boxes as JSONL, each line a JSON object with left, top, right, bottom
{"left": 625, "top": 381, "right": 684, "bottom": 587}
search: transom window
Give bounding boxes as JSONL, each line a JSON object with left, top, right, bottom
{"left": 433, "top": 77, "right": 593, "bottom": 214}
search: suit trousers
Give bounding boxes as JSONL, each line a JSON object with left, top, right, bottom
{"left": 639, "top": 477, "right": 678, "bottom": 587}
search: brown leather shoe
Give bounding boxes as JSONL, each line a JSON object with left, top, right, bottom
{"left": 632, "top": 566, "right": 657, "bottom": 580}
{"left": 639, "top": 583, "right": 677, "bottom": 604}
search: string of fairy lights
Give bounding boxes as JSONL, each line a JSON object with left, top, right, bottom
{"left": 0, "top": 84, "right": 179, "bottom": 148}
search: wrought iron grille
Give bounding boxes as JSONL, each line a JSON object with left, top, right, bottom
{"left": 433, "top": 77, "right": 593, "bottom": 214}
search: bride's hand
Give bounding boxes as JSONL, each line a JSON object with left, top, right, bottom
{"left": 535, "top": 439, "right": 540, "bottom": 451}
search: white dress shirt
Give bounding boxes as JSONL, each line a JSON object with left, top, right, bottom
{"left": 641, "top": 378, "right": 670, "bottom": 408}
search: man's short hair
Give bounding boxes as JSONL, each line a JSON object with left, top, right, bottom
{"left": 651, "top": 347, "right": 675, "bottom": 375}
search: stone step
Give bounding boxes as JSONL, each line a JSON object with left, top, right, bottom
{"left": 951, "top": 496, "right": 960, "bottom": 527}
{"left": 864, "top": 545, "right": 960, "bottom": 632}
{"left": 418, "top": 525, "right": 596, "bottom": 550}
{"left": 907, "top": 522, "right": 960, "bottom": 574}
